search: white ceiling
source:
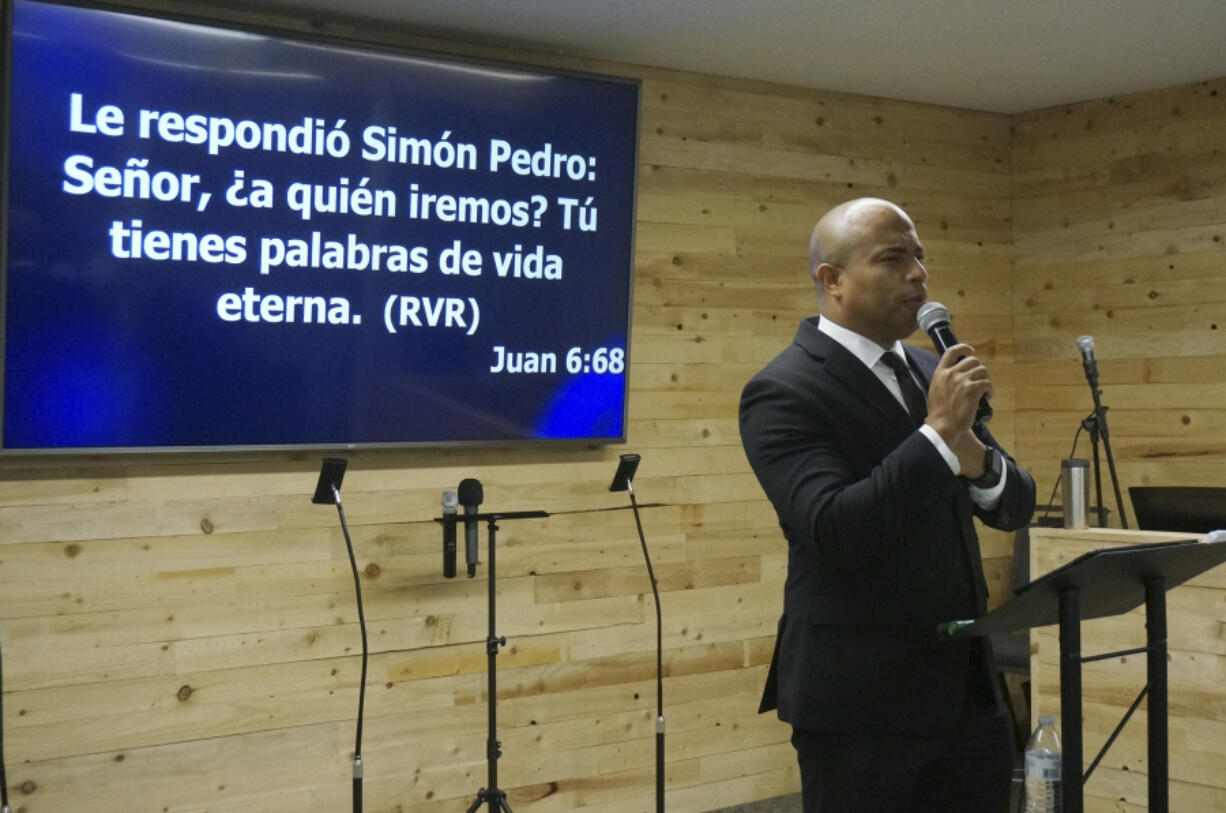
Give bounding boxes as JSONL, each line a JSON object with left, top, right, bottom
{"left": 234, "top": 0, "right": 1226, "bottom": 114}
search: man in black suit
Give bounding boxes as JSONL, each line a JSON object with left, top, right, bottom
{"left": 739, "top": 198, "right": 1035, "bottom": 812}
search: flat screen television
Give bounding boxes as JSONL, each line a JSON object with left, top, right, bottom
{"left": 1, "top": 0, "right": 639, "bottom": 452}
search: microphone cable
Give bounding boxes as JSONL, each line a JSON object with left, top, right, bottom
{"left": 1039, "top": 424, "right": 1085, "bottom": 523}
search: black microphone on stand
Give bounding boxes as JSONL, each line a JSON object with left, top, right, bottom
{"left": 311, "top": 458, "right": 367, "bottom": 813}
{"left": 442, "top": 490, "right": 458, "bottom": 579}
{"left": 610, "top": 453, "right": 665, "bottom": 813}
{"left": 1075, "top": 335, "right": 1128, "bottom": 528}
{"left": 916, "top": 301, "right": 993, "bottom": 426}
{"left": 459, "top": 478, "right": 483, "bottom": 578}
{"left": 1077, "top": 334, "right": 1099, "bottom": 386}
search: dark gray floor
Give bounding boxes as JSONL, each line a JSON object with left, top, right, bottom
{"left": 708, "top": 795, "right": 803, "bottom": 813}
{"left": 708, "top": 771, "right": 1025, "bottom": 812}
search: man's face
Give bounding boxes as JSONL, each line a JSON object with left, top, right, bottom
{"left": 828, "top": 206, "right": 928, "bottom": 348}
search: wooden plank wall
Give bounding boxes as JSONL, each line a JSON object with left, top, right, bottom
{"left": 0, "top": 3, "right": 1016, "bottom": 811}
{"left": 1012, "top": 79, "right": 1226, "bottom": 528}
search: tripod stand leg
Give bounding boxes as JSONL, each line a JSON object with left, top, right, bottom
{"left": 464, "top": 788, "right": 512, "bottom": 813}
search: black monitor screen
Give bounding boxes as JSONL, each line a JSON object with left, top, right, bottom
{"left": 1130, "top": 487, "right": 1226, "bottom": 534}
{"left": 2, "top": 0, "right": 639, "bottom": 452}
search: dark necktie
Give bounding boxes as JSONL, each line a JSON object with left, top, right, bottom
{"left": 881, "top": 352, "right": 927, "bottom": 426}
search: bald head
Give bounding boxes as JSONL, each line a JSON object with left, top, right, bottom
{"left": 809, "top": 198, "right": 915, "bottom": 277}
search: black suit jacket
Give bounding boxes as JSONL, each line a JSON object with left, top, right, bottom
{"left": 739, "top": 317, "right": 1035, "bottom": 735}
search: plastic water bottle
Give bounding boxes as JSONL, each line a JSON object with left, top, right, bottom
{"left": 1024, "top": 715, "right": 1063, "bottom": 813}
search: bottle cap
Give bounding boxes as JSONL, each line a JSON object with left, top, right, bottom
{"left": 1039, "top": 715, "right": 1055, "bottom": 726}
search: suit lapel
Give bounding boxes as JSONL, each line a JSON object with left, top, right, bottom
{"left": 794, "top": 319, "right": 916, "bottom": 438}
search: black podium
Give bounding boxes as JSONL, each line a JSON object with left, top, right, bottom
{"left": 940, "top": 536, "right": 1226, "bottom": 813}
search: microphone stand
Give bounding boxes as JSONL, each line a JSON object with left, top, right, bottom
{"left": 1081, "top": 368, "right": 1128, "bottom": 529}
{"left": 610, "top": 454, "right": 664, "bottom": 813}
{"left": 630, "top": 479, "right": 665, "bottom": 813}
{"left": 461, "top": 507, "right": 548, "bottom": 813}
{"left": 312, "top": 459, "right": 368, "bottom": 812}
{"left": 1081, "top": 412, "right": 1108, "bottom": 528}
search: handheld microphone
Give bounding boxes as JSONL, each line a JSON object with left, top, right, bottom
{"left": 458, "top": 478, "right": 483, "bottom": 578}
{"left": 441, "top": 490, "right": 458, "bottom": 579}
{"left": 916, "top": 301, "right": 993, "bottom": 425}
{"left": 1077, "top": 335, "right": 1099, "bottom": 386}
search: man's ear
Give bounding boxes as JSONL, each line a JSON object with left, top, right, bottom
{"left": 814, "top": 263, "right": 840, "bottom": 298}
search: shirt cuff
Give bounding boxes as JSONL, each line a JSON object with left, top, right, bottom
{"left": 917, "top": 425, "right": 1007, "bottom": 509}
{"left": 918, "top": 423, "right": 960, "bottom": 473}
